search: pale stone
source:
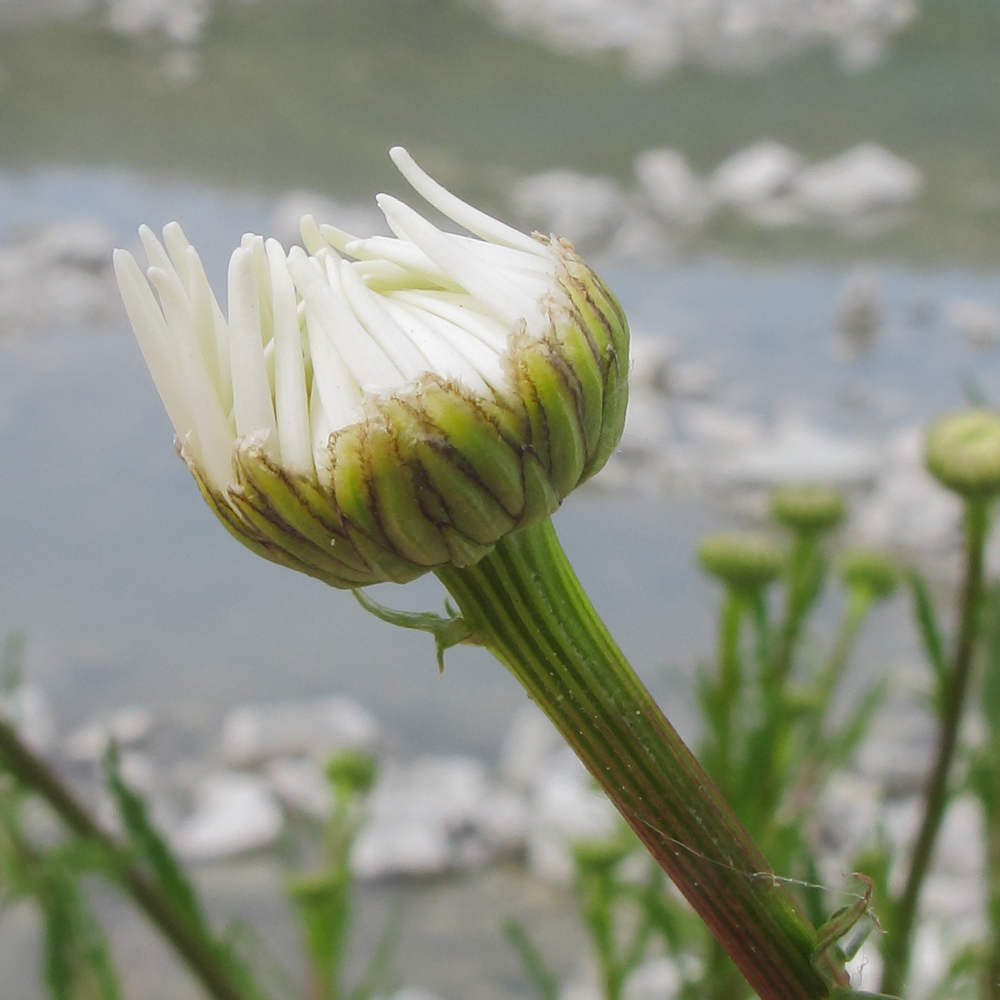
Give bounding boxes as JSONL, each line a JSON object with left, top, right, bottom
{"left": 173, "top": 772, "right": 283, "bottom": 861}
{"left": 792, "top": 144, "right": 923, "bottom": 218}
{"left": 635, "top": 148, "right": 713, "bottom": 227}
{"left": 710, "top": 141, "right": 804, "bottom": 208}
{"left": 221, "top": 696, "right": 380, "bottom": 765}
{"left": 509, "top": 170, "right": 628, "bottom": 247}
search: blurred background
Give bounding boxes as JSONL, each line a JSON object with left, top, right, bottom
{"left": 0, "top": 0, "right": 998, "bottom": 994}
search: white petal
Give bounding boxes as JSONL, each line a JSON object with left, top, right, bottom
{"left": 185, "top": 245, "right": 233, "bottom": 415}
{"left": 299, "top": 215, "right": 328, "bottom": 256}
{"left": 389, "top": 146, "right": 546, "bottom": 255}
{"left": 344, "top": 235, "right": 457, "bottom": 289}
{"left": 379, "top": 297, "right": 490, "bottom": 395}
{"left": 113, "top": 249, "right": 195, "bottom": 443}
{"left": 376, "top": 195, "right": 542, "bottom": 332}
{"left": 304, "top": 304, "right": 362, "bottom": 433}
{"left": 266, "top": 239, "right": 313, "bottom": 476}
{"left": 386, "top": 296, "right": 505, "bottom": 394}
{"left": 337, "top": 260, "right": 430, "bottom": 380}
{"left": 228, "top": 247, "right": 279, "bottom": 454}
{"left": 146, "top": 265, "right": 234, "bottom": 491}
{"left": 286, "top": 245, "right": 403, "bottom": 392}
{"left": 388, "top": 289, "right": 510, "bottom": 354}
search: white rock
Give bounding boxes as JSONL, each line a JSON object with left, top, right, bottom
{"left": 619, "top": 390, "right": 671, "bottom": 457}
{"left": 947, "top": 298, "right": 1000, "bottom": 349}
{"left": 265, "top": 757, "right": 331, "bottom": 821}
{"left": 856, "top": 697, "right": 935, "bottom": 797}
{"left": 628, "top": 331, "right": 679, "bottom": 394}
{"left": 835, "top": 265, "right": 883, "bottom": 358}
{"left": 221, "top": 696, "right": 379, "bottom": 765}
{"left": 635, "top": 148, "right": 712, "bottom": 227}
{"left": 933, "top": 795, "right": 985, "bottom": 879}
{"left": 65, "top": 706, "right": 153, "bottom": 762}
{"left": 509, "top": 170, "right": 628, "bottom": 246}
{"left": 106, "top": 0, "right": 211, "bottom": 44}
{"left": 173, "top": 772, "right": 283, "bottom": 861}
{"left": 710, "top": 141, "right": 804, "bottom": 208}
{"left": 792, "top": 144, "right": 923, "bottom": 218}
{"left": 665, "top": 360, "right": 719, "bottom": 399}
{"left": 352, "top": 756, "right": 521, "bottom": 878}
{"left": 528, "top": 748, "right": 619, "bottom": 884}
{"left": 0, "top": 683, "right": 56, "bottom": 755}
{"left": 813, "top": 771, "right": 881, "bottom": 861}
{"left": 719, "top": 417, "right": 879, "bottom": 488}
{"left": 623, "top": 956, "right": 681, "bottom": 1000}
{"left": 681, "top": 405, "right": 762, "bottom": 450}
{"left": 499, "top": 703, "right": 563, "bottom": 792}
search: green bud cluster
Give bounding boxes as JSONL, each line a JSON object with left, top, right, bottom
{"left": 697, "top": 532, "right": 784, "bottom": 592}
{"left": 924, "top": 409, "right": 1000, "bottom": 500}
{"left": 838, "top": 549, "right": 898, "bottom": 600}
{"left": 770, "top": 484, "right": 846, "bottom": 536}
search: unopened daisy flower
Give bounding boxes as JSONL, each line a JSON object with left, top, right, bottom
{"left": 115, "top": 147, "right": 628, "bottom": 588}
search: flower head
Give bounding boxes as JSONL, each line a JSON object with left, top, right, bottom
{"left": 115, "top": 148, "right": 629, "bottom": 588}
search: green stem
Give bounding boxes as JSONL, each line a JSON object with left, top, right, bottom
{"left": 0, "top": 717, "right": 249, "bottom": 1000}
{"left": 882, "top": 500, "right": 990, "bottom": 997}
{"left": 772, "top": 536, "right": 823, "bottom": 690}
{"left": 815, "top": 589, "right": 873, "bottom": 710}
{"left": 707, "top": 590, "right": 745, "bottom": 801}
{"left": 437, "top": 518, "right": 839, "bottom": 1000}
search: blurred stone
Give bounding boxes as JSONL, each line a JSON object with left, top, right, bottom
{"left": 65, "top": 706, "right": 153, "bottom": 762}
{"left": 792, "top": 144, "right": 923, "bottom": 218}
{"left": 509, "top": 170, "right": 628, "bottom": 247}
{"left": 628, "top": 331, "right": 679, "bottom": 395}
{"left": 619, "top": 390, "right": 671, "bottom": 457}
{"left": 623, "top": 956, "right": 682, "bottom": 1000}
{"left": 665, "top": 360, "right": 719, "bottom": 399}
{"left": 173, "top": 772, "right": 283, "bottom": 861}
{"left": 947, "top": 298, "right": 1000, "bottom": 350}
{"left": 106, "top": 0, "right": 211, "bottom": 44}
{"left": 221, "top": 696, "right": 379, "bottom": 765}
{"left": 856, "top": 697, "right": 935, "bottom": 797}
{"left": 718, "top": 416, "right": 879, "bottom": 488}
{"left": 681, "top": 405, "right": 762, "bottom": 450}
{"left": 635, "top": 148, "right": 712, "bottom": 227}
{"left": 352, "top": 756, "right": 524, "bottom": 878}
{"left": 0, "top": 217, "right": 119, "bottom": 337}
{"left": 499, "top": 703, "right": 563, "bottom": 793}
{"left": 710, "top": 141, "right": 804, "bottom": 209}
{"left": 265, "top": 756, "right": 331, "bottom": 821}
{"left": 527, "top": 747, "right": 619, "bottom": 884}
{"left": 835, "top": 264, "right": 883, "bottom": 359}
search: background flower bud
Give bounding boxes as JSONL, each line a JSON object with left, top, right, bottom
{"left": 770, "top": 484, "right": 846, "bottom": 536}
{"left": 697, "top": 531, "right": 784, "bottom": 592}
{"left": 925, "top": 409, "right": 1000, "bottom": 500}
{"left": 838, "top": 548, "right": 899, "bottom": 601}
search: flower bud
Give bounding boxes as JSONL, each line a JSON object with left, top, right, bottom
{"left": 697, "top": 532, "right": 783, "bottom": 592}
{"left": 838, "top": 549, "right": 898, "bottom": 601}
{"left": 115, "top": 148, "right": 629, "bottom": 589}
{"left": 769, "top": 484, "right": 845, "bottom": 536}
{"left": 326, "top": 749, "right": 377, "bottom": 797}
{"left": 925, "top": 409, "right": 1000, "bottom": 500}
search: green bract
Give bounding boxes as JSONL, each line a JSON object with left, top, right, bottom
{"left": 697, "top": 531, "right": 783, "bottom": 592}
{"left": 115, "top": 148, "right": 628, "bottom": 588}
{"left": 925, "top": 409, "right": 1000, "bottom": 500}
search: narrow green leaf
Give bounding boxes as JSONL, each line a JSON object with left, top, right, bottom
{"left": 503, "top": 917, "right": 560, "bottom": 1000}
{"left": 104, "top": 747, "right": 208, "bottom": 935}
{"left": 906, "top": 570, "right": 947, "bottom": 706}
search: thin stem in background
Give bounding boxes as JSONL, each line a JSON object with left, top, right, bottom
{"left": 881, "top": 500, "right": 990, "bottom": 996}
{"left": 0, "top": 716, "right": 251, "bottom": 1000}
